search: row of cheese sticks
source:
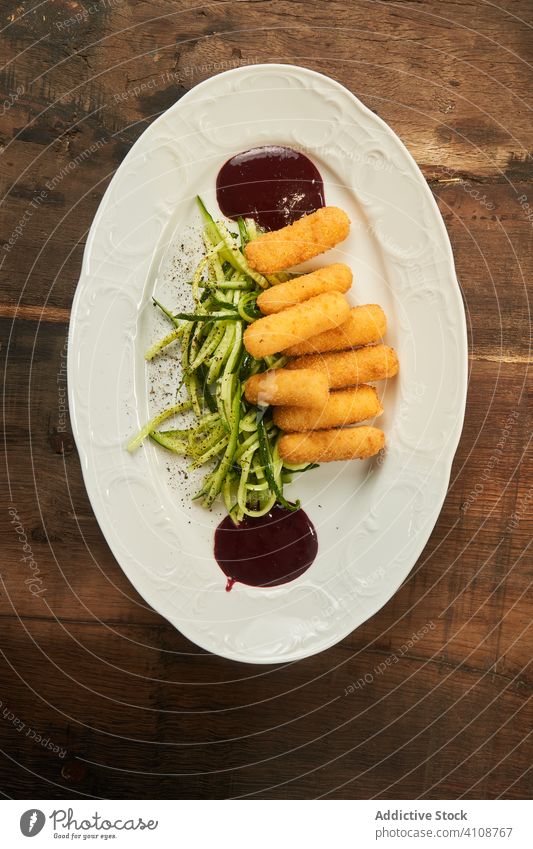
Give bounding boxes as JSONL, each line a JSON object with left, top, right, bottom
{"left": 244, "top": 347, "right": 398, "bottom": 411}
{"left": 240, "top": 206, "right": 397, "bottom": 463}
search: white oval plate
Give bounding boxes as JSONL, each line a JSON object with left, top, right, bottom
{"left": 68, "top": 64, "right": 467, "bottom": 664}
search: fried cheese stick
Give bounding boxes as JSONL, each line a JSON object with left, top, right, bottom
{"left": 244, "top": 207, "right": 351, "bottom": 272}
{"left": 244, "top": 368, "right": 329, "bottom": 408}
{"left": 286, "top": 344, "right": 399, "bottom": 388}
{"left": 284, "top": 304, "right": 386, "bottom": 356}
{"left": 272, "top": 385, "right": 382, "bottom": 431}
{"left": 256, "top": 264, "right": 352, "bottom": 314}
{"left": 278, "top": 426, "right": 385, "bottom": 463}
{"left": 243, "top": 292, "right": 350, "bottom": 359}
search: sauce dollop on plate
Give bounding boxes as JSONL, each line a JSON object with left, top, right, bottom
{"left": 215, "top": 505, "right": 318, "bottom": 591}
{"left": 216, "top": 145, "right": 325, "bottom": 231}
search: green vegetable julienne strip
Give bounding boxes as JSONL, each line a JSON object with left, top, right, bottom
{"left": 189, "top": 422, "right": 226, "bottom": 457}
{"left": 185, "top": 372, "right": 202, "bottom": 418}
{"left": 212, "top": 279, "right": 254, "bottom": 291}
{"left": 223, "top": 320, "right": 243, "bottom": 374}
{"left": 237, "top": 216, "right": 249, "bottom": 248}
{"left": 223, "top": 372, "right": 238, "bottom": 428}
{"left": 196, "top": 366, "right": 217, "bottom": 413}
{"left": 264, "top": 354, "right": 288, "bottom": 370}
{"left": 194, "top": 412, "right": 221, "bottom": 433}
{"left": 127, "top": 401, "right": 192, "bottom": 453}
{"left": 242, "top": 488, "right": 277, "bottom": 518}
{"left": 149, "top": 430, "right": 188, "bottom": 454}
{"left": 246, "top": 481, "right": 269, "bottom": 492}
{"left": 210, "top": 296, "right": 237, "bottom": 311}
{"left": 237, "top": 294, "right": 260, "bottom": 323}
{"left": 206, "top": 322, "right": 235, "bottom": 384}
{"left": 246, "top": 218, "right": 259, "bottom": 241}
{"left": 204, "top": 387, "right": 242, "bottom": 507}
{"left": 198, "top": 198, "right": 241, "bottom": 280}
{"left": 173, "top": 312, "right": 240, "bottom": 323}
{"left": 215, "top": 219, "right": 269, "bottom": 288}
{"left": 239, "top": 409, "right": 257, "bottom": 432}
{"left": 189, "top": 323, "right": 225, "bottom": 371}
{"left": 235, "top": 431, "right": 259, "bottom": 461}
{"left": 152, "top": 298, "right": 180, "bottom": 327}
{"left": 145, "top": 326, "right": 183, "bottom": 361}
{"left": 236, "top": 455, "right": 252, "bottom": 511}
{"left": 197, "top": 197, "right": 226, "bottom": 250}
{"left": 256, "top": 414, "right": 299, "bottom": 511}
{"left": 192, "top": 255, "right": 209, "bottom": 307}
{"left": 189, "top": 434, "right": 229, "bottom": 470}
{"left": 222, "top": 473, "right": 236, "bottom": 515}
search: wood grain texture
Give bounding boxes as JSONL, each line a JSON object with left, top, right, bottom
{"left": 0, "top": 0, "right": 531, "bottom": 800}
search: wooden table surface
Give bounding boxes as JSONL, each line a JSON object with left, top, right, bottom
{"left": 1, "top": 0, "right": 531, "bottom": 800}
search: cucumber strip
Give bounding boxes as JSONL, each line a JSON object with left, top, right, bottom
{"left": 252, "top": 456, "right": 266, "bottom": 480}
{"left": 213, "top": 280, "right": 254, "bottom": 291}
{"left": 127, "top": 401, "right": 192, "bottom": 452}
{"left": 246, "top": 480, "right": 269, "bottom": 492}
{"left": 238, "top": 441, "right": 261, "bottom": 465}
{"left": 242, "top": 491, "right": 277, "bottom": 518}
{"left": 192, "top": 255, "right": 209, "bottom": 306}
{"left": 222, "top": 372, "right": 237, "bottom": 428}
{"left": 149, "top": 430, "right": 187, "bottom": 454}
{"left": 193, "top": 412, "right": 221, "bottom": 433}
{"left": 196, "top": 364, "right": 217, "bottom": 413}
{"left": 173, "top": 312, "right": 240, "bottom": 323}
{"left": 188, "top": 423, "right": 226, "bottom": 458}
{"left": 215, "top": 377, "right": 230, "bottom": 431}
{"left": 215, "top": 219, "right": 269, "bottom": 288}
{"left": 145, "top": 326, "right": 182, "bottom": 361}
{"left": 235, "top": 433, "right": 259, "bottom": 461}
{"left": 211, "top": 252, "right": 226, "bottom": 284}
{"left": 223, "top": 320, "right": 242, "bottom": 374}
{"left": 152, "top": 298, "right": 180, "bottom": 327}
{"left": 246, "top": 218, "right": 259, "bottom": 241}
{"left": 236, "top": 455, "right": 252, "bottom": 511}
{"left": 193, "top": 468, "right": 216, "bottom": 501}
{"left": 228, "top": 502, "right": 244, "bottom": 526}
{"left": 185, "top": 372, "right": 202, "bottom": 418}
{"left": 189, "top": 434, "right": 229, "bottom": 469}
{"left": 197, "top": 197, "right": 237, "bottom": 270}
{"left": 197, "top": 196, "right": 225, "bottom": 246}
{"left": 237, "top": 293, "right": 260, "bottom": 323}
{"left": 189, "top": 323, "right": 225, "bottom": 371}
{"left": 264, "top": 354, "right": 288, "bottom": 370}
{"left": 282, "top": 461, "right": 320, "bottom": 473}
{"left": 256, "top": 414, "right": 299, "bottom": 511}
{"left": 239, "top": 409, "right": 257, "bottom": 432}
{"left": 210, "top": 296, "right": 237, "bottom": 311}
{"left": 222, "top": 473, "right": 237, "bottom": 514}
{"left": 179, "top": 321, "right": 193, "bottom": 372}
{"left": 237, "top": 216, "right": 249, "bottom": 247}
{"left": 206, "top": 322, "right": 234, "bottom": 384}
{"left": 204, "top": 387, "right": 242, "bottom": 507}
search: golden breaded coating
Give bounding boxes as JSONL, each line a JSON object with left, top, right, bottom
{"left": 287, "top": 344, "right": 399, "bottom": 388}
{"left": 244, "top": 207, "right": 351, "bottom": 273}
{"left": 243, "top": 292, "right": 350, "bottom": 359}
{"left": 244, "top": 368, "right": 328, "bottom": 408}
{"left": 284, "top": 305, "right": 386, "bottom": 356}
{"left": 278, "top": 426, "right": 385, "bottom": 463}
{"left": 256, "top": 264, "right": 352, "bottom": 315}
{"left": 272, "top": 385, "right": 382, "bottom": 432}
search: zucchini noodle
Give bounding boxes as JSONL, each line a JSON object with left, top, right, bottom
{"left": 127, "top": 198, "right": 317, "bottom": 524}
